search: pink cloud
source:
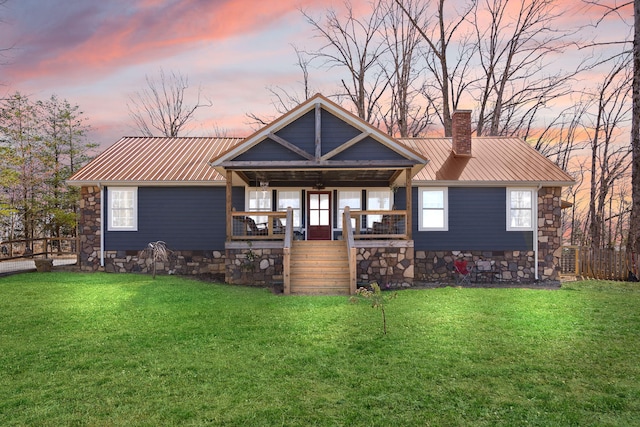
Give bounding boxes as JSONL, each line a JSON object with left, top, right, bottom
{"left": 3, "top": 0, "right": 328, "bottom": 85}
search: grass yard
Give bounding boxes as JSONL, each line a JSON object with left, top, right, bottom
{"left": 1, "top": 273, "right": 639, "bottom": 426}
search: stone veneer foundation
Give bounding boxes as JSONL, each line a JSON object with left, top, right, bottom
{"left": 225, "top": 245, "right": 284, "bottom": 286}
{"left": 78, "top": 186, "right": 227, "bottom": 277}
{"left": 355, "top": 244, "right": 414, "bottom": 288}
{"left": 79, "top": 186, "right": 102, "bottom": 271}
{"left": 78, "top": 186, "right": 563, "bottom": 285}
{"left": 414, "top": 187, "right": 564, "bottom": 283}
{"left": 103, "top": 250, "right": 225, "bottom": 276}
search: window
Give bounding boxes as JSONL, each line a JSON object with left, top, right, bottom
{"left": 337, "top": 190, "right": 361, "bottom": 229}
{"left": 248, "top": 189, "right": 272, "bottom": 225}
{"left": 419, "top": 188, "right": 448, "bottom": 231}
{"left": 108, "top": 187, "right": 137, "bottom": 231}
{"left": 366, "top": 190, "right": 392, "bottom": 228}
{"left": 277, "top": 190, "right": 301, "bottom": 227}
{"left": 507, "top": 188, "right": 535, "bottom": 230}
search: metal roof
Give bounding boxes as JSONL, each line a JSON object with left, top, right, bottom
{"left": 68, "top": 135, "right": 574, "bottom": 186}
{"left": 68, "top": 136, "right": 243, "bottom": 185}
{"left": 401, "top": 137, "right": 574, "bottom": 185}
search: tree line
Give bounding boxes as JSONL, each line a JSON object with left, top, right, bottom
{"left": 2, "top": 0, "right": 634, "bottom": 253}
{"left": 244, "top": 0, "right": 635, "bottom": 251}
{"left": 132, "top": 0, "right": 637, "bottom": 251}
{"left": 0, "top": 93, "right": 95, "bottom": 247}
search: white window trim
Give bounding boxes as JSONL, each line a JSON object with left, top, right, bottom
{"left": 276, "top": 189, "right": 302, "bottom": 228}
{"left": 246, "top": 188, "right": 273, "bottom": 225}
{"left": 337, "top": 188, "right": 362, "bottom": 229}
{"left": 365, "top": 188, "right": 394, "bottom": 228}
{"left": 108, "top": 187, "right": 138, "bottom": 231}
{"left": 506, "top": 187, "right": 536, "bottom": 231}
{"left": 246, "top": 189, "right": 273, "bottom": 211}
{"left": 418, "top": 187, "right": 448, "bottom": 231}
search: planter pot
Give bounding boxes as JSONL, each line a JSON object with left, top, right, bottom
{"left": 35, "top": 259, "right": 54, "bottom": 272}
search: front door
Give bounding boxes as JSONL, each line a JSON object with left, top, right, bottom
{"left": 307, "top": 191, "right": 331, "bottom": 240}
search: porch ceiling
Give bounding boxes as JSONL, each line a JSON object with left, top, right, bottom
{"left": 235, "top": 168, "right": 401, "bottom": 188}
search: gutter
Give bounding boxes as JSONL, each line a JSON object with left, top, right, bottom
{"left": 534, "top": 184, "right": 541, "bottom": 281}
{"left": 100, "top": 185, "right": 105, "bottom": 268}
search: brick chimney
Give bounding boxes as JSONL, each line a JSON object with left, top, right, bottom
{"left": 452, "top": 110, "right": 472, "bottom": 156}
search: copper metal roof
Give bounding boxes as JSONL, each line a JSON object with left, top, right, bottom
{"left": 68, "top": 137, "right": 243, "bottom": 185}
{"left": 401, "top": 137, "right": 574, "bottom": 185}
{"left": 68, "top": 135, "right": 573, "bottom": 186}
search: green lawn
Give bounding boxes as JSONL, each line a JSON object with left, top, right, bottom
{"left": 1, "top": 273, "right": 639, "bottom": 426}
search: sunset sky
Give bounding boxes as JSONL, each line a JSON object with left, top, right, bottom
{"left": 0, "top": 0, "right": 633, "bottom": 149}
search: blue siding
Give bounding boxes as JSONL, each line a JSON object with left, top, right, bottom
{"left": 412, "top": 187, "right": 532, "bottom": 251}
{"left": 275, "top": 110, "right": 316, "bottom": 154}
{"left": 233, "top": 138, "right": 307, "bottom": 161}
{"left": 331, "top": 137, "right": 407, "bottom": 161}
{"left": 321, "top": 109, "right": 362, "bottom": 154}
{"left": 105, "top": 187, "right": 230, "bottom": 251}
{"left": 232, "top": 186, "right": 245, "bottom": 212}
{"left": 229, "top": 108, "right": 410, "bottom": 163}
{"left": 394, "top": 188, "right": 406, "bottom": 210}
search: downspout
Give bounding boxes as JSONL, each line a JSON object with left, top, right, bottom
{"left": 100, "top": 185, "right": 105, "bottom": 268}
{"left": 534, "top": 185, "right": 541, "bottom": 280}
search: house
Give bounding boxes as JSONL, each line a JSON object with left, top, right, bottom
{"left": 68, "top": 94, "right": 574, "bottom": 294}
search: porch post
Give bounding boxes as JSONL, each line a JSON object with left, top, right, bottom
{"left": 405, "top": 167, "right": 412, "bottom": 239}
{"left": 226, "top": 170, "right": 232, "bottom": 241}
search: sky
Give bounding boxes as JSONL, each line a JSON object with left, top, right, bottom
{"left": 0, "top": 0, "right": 633, "bottom": 150}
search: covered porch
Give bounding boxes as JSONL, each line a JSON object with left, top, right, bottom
{"left": 220, "top": 166, "right": 416, "bottom": 294}
{"left": 209, "top": 94, "right": 425, "bottom": 294}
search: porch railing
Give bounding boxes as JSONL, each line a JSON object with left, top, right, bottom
{"left": 347, "top": 209, "right": 409, "bottom": 240}
{"left": 230, "top": 211, "right": 287, "bottom": 240}
{"left": 283, "top": 208, "right": 293, "bottom": 295}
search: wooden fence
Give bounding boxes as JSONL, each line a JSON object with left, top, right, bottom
{"left": 0, "top": 237, "right": 79, "bottom": 261}
{"left": 560, "top": 245, "right": 638, "bottom": 281}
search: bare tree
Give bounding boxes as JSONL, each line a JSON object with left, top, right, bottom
{"left": 127, "top": 69, "right": 212, "bottom": 137}
{"left": 531, "top": 100, "right": 591, "bottom": 171}
{"left": 471, "top": 0, "right": 579, "bottom": 138}
{"left": 378, "top": 0, "right": 433, "bottom": 137}
{"left": 302, "top": 1, "right": 389, "bottom": 123}
{"left": 586, "top": 57, "right": 632, "bottom": 248}
{"left": 246, "top": 45, "right": 314, "bottom": 128}
{"left": 395, "top": 0, "right": 475, "bottom": 136}
{"left": 628, "top": 0, "right": 640, "bottom": 253}
{"left": 565, "top": 162, "right": 587, "bottom": 246}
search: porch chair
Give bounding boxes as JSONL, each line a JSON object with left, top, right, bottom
{"left": 234, "top": 216, "right": 269, "bottom": 236}
{"left": 454, "top": 259, "right": 473, "bottom": 286}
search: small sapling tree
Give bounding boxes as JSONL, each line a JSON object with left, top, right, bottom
{"left": 350, "top": 282, "right": 398, "bottom": 335}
